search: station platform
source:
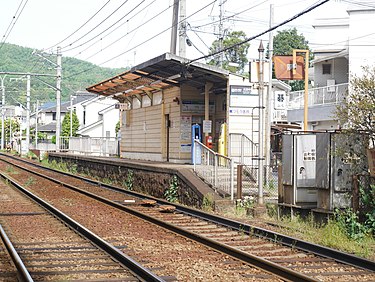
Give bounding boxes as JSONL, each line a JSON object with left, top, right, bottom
{"left": 48, "top": 152, "right": 225, "bottom": 208}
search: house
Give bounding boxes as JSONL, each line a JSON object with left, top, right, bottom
{"left": 287, "top": 2, "right": 375, "bottom": 130}
{"left": 86, "top": 52, "right": 290, "bottom": 164}
{"left": 72, "top": 94, "right": 119, "bottom": 138}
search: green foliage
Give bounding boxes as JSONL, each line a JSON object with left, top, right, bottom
{"left": 164, "top": 175, "right": 179, "bottom": 203}
{"left": 208, "top": 30, "right": 250, "bottom": 74}
{"left": 270, "top": 28, "right": 312, "bottom": 91}
{"left": 46, "top": 159, "right": 77, "bottom": 174}
{"left": 334, "top": 208, "right": 368, "bottom": 240}
{"left": 124, "top": 169, "right": 134, "bottom": 190}
{"left": 336, "top": 66, "right": 375, "bottom": 146}
{"left": 0, "top": 118, "right": 20, "bottom": 143}
{"left": 24, "top": 176, "right": 36, "bottom": 187}
{"left": 0, "top": 43, "right": 125, "bottom": 105}
{"left": 62, "top": 111, "right": 80, "bottom": 137}
{"left": 202, "top": 193, "right": 214, "bottom": 211}
{"left": 115, "top": 121, "right": 120, "bottom": 135}
{"left": 236, "top": 195, "right": 255, "bottom": 209}
{"left": 51, "top": 135, "right": 56, "bottom": 144}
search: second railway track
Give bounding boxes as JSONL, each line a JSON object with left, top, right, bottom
{"left": 0, "top": 153, "right": 374, "bottom": 281}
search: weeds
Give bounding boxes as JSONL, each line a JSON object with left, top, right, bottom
{"left": 24, "top": 177, "right": 36, "bottom": 187}
{"left": 164, "top": 175, "right": 179, "bottom": 203}
{"left": 202, "top": 193, "right": 214, "bottom": 211}
{"left": 123, "top": 169, "right": 134, "bottom": 190}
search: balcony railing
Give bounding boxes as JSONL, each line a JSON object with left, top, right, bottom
{"left": 288, "top": 83, "right": 348, "bottom": 109}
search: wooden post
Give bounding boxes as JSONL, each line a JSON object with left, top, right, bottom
{"left": 237, "top": 164, "right": 243, "bottom": 200}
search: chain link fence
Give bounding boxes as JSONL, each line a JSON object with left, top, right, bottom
{"left": 236, "top": 163, "right": 279, "bottom": 203}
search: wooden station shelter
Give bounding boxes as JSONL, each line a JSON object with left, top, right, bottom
{"left": 87, "top": 52, "right": 289, "bottom": 163}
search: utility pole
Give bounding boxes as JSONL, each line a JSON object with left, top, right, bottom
{"left": 258, "top": 41, "right": 265, "bottom": 205}
{"left": 26, "top": 74, "right": 30, "bottom": 154}
{"left": 70, "top": 95, "right": 73, "bottom": 137}
{"left": 0, "top": 75, "right": 6, "bottom": 150}
{"left": 170, "top": 0, "right": 179, "bottom": 54}
{"left": 218, "top": 0, "right": 225, "bottom": 67}
{"left": 56, "top": 46, "right": 62, "bottom": 152}
{"left": 265, "top": 3, "right": 274, "bottom": 169}
{"left": 178, "top": 0, "right": 186, "bottom": 57}
{"left": 35, "top": 100, "right": 39, "bottom": 149}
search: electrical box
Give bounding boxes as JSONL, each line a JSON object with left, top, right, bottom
{"left": 315, "top": 132, "right": 352, "bottom": 211}
{"left": 281, "top": 133, "right": 317, "bottom": 207}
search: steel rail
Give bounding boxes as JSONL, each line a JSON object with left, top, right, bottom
{"left": 0, "top": 171, "right": 165, "bottom": 282}
{"left": 0, "top": 157, "right": 317, "bottom": 282}
{"left": 0, "top": 224, "right": 34, "bottom": 282}
{"left": 2, "top": 154, "right": 374, "bottom": 273}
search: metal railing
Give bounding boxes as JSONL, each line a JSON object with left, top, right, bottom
{"left": 229, "top": 133, "right": 258, "bottom": 166}
{"left": 30, "top": 137, "right": 119, "bottom": 156}
{"left": 193, "top": 139, "right": 234, "bottom": 200}
{"left": 288, "top": 83, "right": 348, "bottom": 109}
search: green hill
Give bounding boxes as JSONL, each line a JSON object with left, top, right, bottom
{"left": 0, "top": 43, "right": 126, "bottom": 106}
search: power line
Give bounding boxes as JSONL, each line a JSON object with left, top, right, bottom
{"left": 65, "top": 0, "right": 218, "bottom": 79}
{"left": 0, "top": 0, "right": 29, "bottom": 52}
{"left": 82, "top": 0, "right": 170, "bottom": 61}
{"left": 44, "top": 0, "right": 112, "bottom": 52}
{"left": 74, "top": 0, "right": 158, "bottom": 59}
{"left": 61, "top": 0, "right": 130, "bottom": 50}
{"left": 62, "top": 0, "right": 148, "bottom": 53}
{"left": 188, "top": 0, "right": 330, "bottom": 64}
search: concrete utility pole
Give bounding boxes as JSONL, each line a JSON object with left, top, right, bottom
{"left": 35, "top": 100, "right": 39, "bottom": 149}
{"left": 70, "top": 95, "right": 74, "bottom": 137}
{"left": 218, "top": 0, "right": 226, "bottom": 67}
{"left": 26, "top": 74, "right": 30, "bottom": 154}
{"left": 0, "top": 75, "right": 6, "bottom": 150}
{"left": 56, "top": 46, "right": 62, "bottom": 152}
{"left": 265, "top": 3, "right": 274, "bottom": 168}
{"left": 258, "top": 41, "right": 265, "bottom": 205}
{"left": 170, "top": 0, "right": 179, "bottom": 54}
{"left": 178, "top": 0, "right": 187, "bottom": 57}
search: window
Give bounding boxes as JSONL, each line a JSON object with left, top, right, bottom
{"left": 52, "top": 112, "right": 56, "bottom": 120}
{"left": 322, "top": 64, "right": 331, "bottom": 75}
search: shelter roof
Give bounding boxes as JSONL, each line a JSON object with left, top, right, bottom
{"left": 86, "top": 53, "right": 229, "bottom": 100}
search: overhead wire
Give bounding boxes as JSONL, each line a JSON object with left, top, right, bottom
{"left": 188, "top": 0, "right": 330, "bottom": 64}
{"left": 62, "top": 0, "right": 147, "bottom": 53}
{"left": 75, "top": 0, "right": 158, "bottom": 59}
{"left": 65, "top": 0, "right": 218, "bottom": 79}
{"left": 61, "top": 0, "right": 130, "bottom": 50}
{"left": 0, "top": 0, "right": 29, "bottom": 52}
{"left": 82, "top": 0, "right": 170, "bottom": 61}
{"left": 44, "top": 0, "right": 112, "bottom": 52}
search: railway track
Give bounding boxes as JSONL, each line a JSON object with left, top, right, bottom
{"left": 0, "top": 171, "right": 167, "bottom": 281}
{"left": 0, "top": 153, "right": 374, "bottom": 281}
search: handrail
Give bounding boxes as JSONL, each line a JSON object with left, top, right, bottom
{"left": 0, "top": 224, "right": 34, "bottom": 282}
{"left": 193, "top": 139, "right": 234, "bottom": 200}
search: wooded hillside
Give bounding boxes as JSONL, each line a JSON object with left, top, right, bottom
{"left": 0, "top": 43, "right": 125, "bottom": 106}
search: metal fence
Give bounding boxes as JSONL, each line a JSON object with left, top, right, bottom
{"left": 29, "top": 136, "right": 119, "bottom": 156}
{"left": 193, "top": 139, "right": 234, "bottom": 200}
{"left": 237, "top": 164, "right": 279, "bottom": 203}
{"left": 288, "top": 83, "right": 348, "bottom": 109}
{"left": 229, "top": 133, "right": 258, "bottom": 167}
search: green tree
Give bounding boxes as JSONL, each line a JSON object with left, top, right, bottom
{"left": 208, "top": 30, "right": 250, "bottom": 74}
{"left": 61, "top": 111, "right": 80, "bottom": 137}
{"left": 336, "top": 66, "right": 375, "bottom": 147}
{"left": 115, "top": 120, "right": 120, "bottom": 135}
{"left": 0, "top": 118, "right": 20, "bottom": 145}
{"left": 270, "top": 28, "right": 312, "bottom": 91}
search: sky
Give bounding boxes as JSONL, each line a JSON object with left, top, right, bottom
{"left": 0, "top": 0, "right": 350, "bottom": 70}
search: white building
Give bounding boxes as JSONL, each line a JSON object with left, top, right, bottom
{"left": 287, "top": 2, "right": 375, "bottom": 130}
{"left": 73, "top": 94, "right": 119, "bottom": 138}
